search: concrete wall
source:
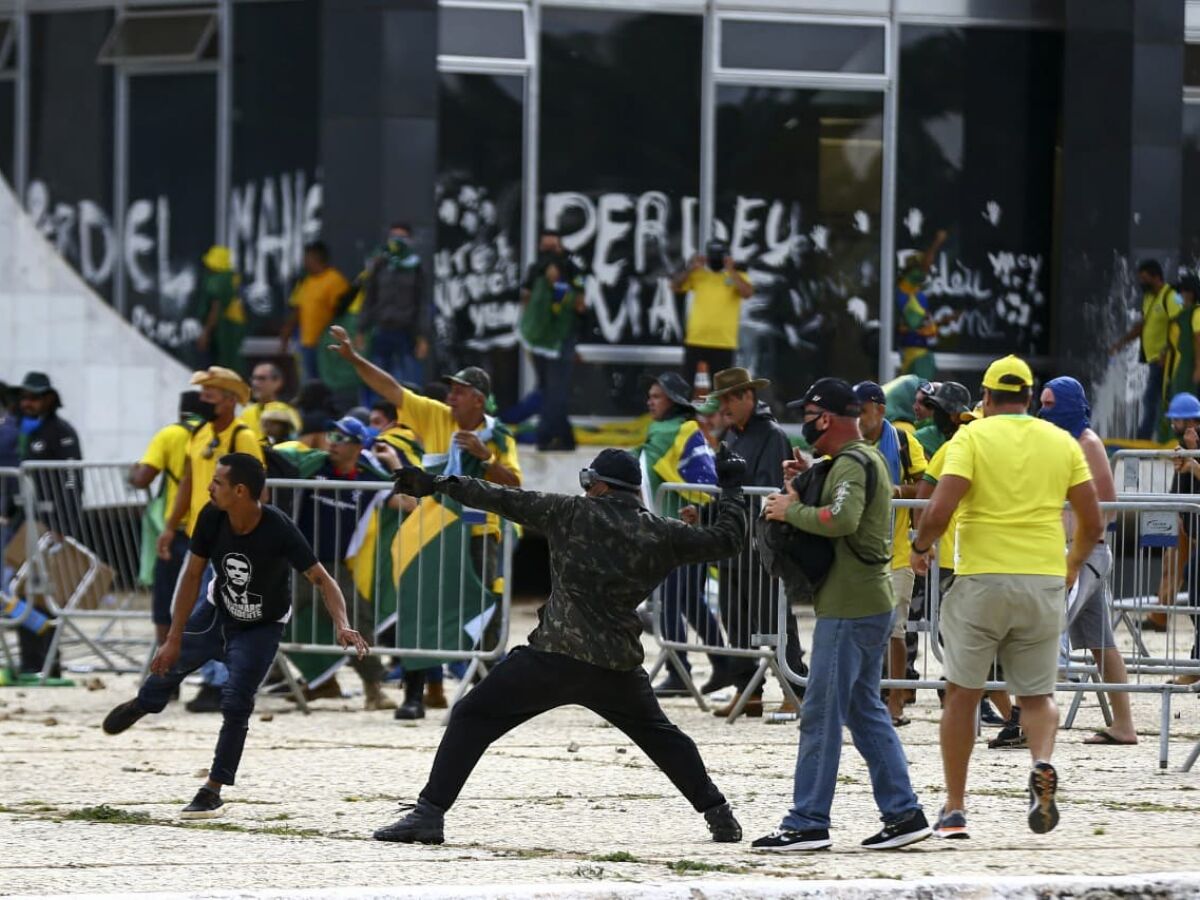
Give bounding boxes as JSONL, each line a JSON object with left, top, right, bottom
{"left": 0, "top": 175, "right": 191, "bottom": 461}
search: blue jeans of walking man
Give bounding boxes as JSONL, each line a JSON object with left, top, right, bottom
{"left": 137, "top": 602, "right": 282, "bottom": 784}
{"left": 782, "top": 610, "right": 921, "bottom": 831}
{"left": 1137, "top": 361, "right": 1165, "bottom": 440}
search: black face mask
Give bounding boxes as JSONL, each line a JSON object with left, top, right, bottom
{"left": 195, "top": 399, "right": 218, "bottom": 422}
{"left": 707, "top": 253, "right": 724, "bottom": 271}
{"left": 801, "top": 416, "right": 825, "bottom": 448}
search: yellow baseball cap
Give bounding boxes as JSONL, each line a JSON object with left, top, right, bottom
{"left": 981, "top": 355, "right": 1034, "bottom": 391}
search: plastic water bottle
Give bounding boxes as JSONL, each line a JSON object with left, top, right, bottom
{"left": 1, "top": 596, "right": 53, "bottom": 635}
{"left": 765, "top": 712, "right": 799, "bottom": 724}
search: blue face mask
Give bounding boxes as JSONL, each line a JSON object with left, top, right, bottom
{"left": 1038, "top": 377, "right": 1090, "bottom": 438}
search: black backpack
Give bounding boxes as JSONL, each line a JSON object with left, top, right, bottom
{"left": 755, "top": 447, "right": 887, "bottom": 597}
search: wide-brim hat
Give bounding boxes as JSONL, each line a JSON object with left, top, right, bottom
{"left": 190, "top": 366, "right": 251, "bottom": 405}
{"left": 706, "top": 367, "right": 769, "bottom": 399}
{"left": 644, "top": 372, "right": 695, "bottom": 410}
{"left": 19, "top": 371, "right": 57, "bottom": 396}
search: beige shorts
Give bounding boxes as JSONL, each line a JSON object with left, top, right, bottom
{"left": 891, "top": 567, "right": 916, "bottom": 639}
{"left": 939, "top": 573, "right": 1065, "bottom": 697}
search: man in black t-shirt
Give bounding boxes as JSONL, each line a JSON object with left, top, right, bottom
{"left": 103, "top": 453, "right": 369, "bottom": 820}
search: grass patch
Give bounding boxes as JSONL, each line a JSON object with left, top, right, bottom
{"left": 1093, "top": 827, "right": 1107, "bottom": 835}
{"left": 64, "top": 805, "right": 153, "bottom": 825}
{"left": 666, "top": 859, "right": 736, "bottom": 875}
{"left": 591, "top": 851, "right": 641, "bottom": 863}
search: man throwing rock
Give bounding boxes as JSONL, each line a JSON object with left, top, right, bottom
{"left": 373, "top": 446, "right": 750, "bottom": 845}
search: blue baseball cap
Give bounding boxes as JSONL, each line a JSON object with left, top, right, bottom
{"left": 327, "top": 416, "right": 371, "bottom": 444}
{"left": 853, "top": 381, "right": 886, "bottom": 407}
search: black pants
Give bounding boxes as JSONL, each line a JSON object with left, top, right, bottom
{"left": 419, "top": 646, "right": 725, "bottom": 813}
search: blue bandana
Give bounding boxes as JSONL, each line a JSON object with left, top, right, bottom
{"left": 1040, "top": 376, "right": 1090, "bottom": 438}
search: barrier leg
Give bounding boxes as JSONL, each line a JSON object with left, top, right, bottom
{"left": 725, "top": 656, "right": 768, "bottom": 725}
{"left": 1159, "top": 689, "right": 1172, "bottom": 771}
{"left": 768, "top": 657, "right": 803, "bottom": 712}
{"left": 443, "top": 657, "right": 490, "bottom": 722}
{"left": 273, "top": 651, "right": 309, "bottom": 716}
{"left": 645, "top": 649, "right": 667, "bottom": 681}
{"left": 664, "top": 648, "right": 708, "bottom": 712}
{"left": 1182, "top": 736, "right": 1200, "bottom": 773}
{"left": 1063, "top": 690, "right": 1084, "bottom": 730}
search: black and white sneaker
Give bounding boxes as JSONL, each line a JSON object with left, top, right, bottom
{"left": 751, "top": 828, "right": 831, "bottom": 852}
{"left": 180, "top": 786, "right": 225, "bottom": 820}
{"left": 932, "top": 807, "right": 970, "bottom": 840}
{"left": 102, "top": 699, "right": 147, "bottom": 735}
{"left": 1027, "top": 762, "right": 1060, "bottom": 834}
{"left": 861, "top": 809, "right": 931, "bottom": 850}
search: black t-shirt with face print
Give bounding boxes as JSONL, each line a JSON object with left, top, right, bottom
{"left": 190, "top": 503, "right": 318, "bottom": 628}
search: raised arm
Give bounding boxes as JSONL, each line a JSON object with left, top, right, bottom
{"left": 394, "top": 469, "right": 567, "bottom": 533}
{"left": 327, "top": 324, "right": 407, "bottom": 409}
{"left": 663, "top": 491, "right": 747, "bottom": 565}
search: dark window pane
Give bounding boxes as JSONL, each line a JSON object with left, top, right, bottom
{"left": 721, "top": 20, "right": 885, "bottom": 74}
{"left": 27, "top": 11, "right": 115, "bottom": 301}
{"left": 127, "top": 74, "right": 216, "bottom": 361}
{"left": 1181, "top": 104, "right": 1200, "bottom": 266}
{"left": 98, "top": 12, "right": 216, "bottom": 63}
{"left": 540, "top": 9, "right": 702, "bottom": 415}
{"left": 0, "top": 81, "right": 13, "bottom": 181}
{"left": 439, "top": 6, "right": 524, "bottom": 59}
{"left": 434, "top": 72, "right": 524, "bottom": 408}
{"left": 231, "top": 0, "right": 321, "bottom": 337}
{"left": 717, "top": 86, "right": 883, "bottom": 406}
{"left": 1186, "top": 43, "right": 1200, "bottom": 88}
{"left": 895, "top": 26, "right": 1062, "bottom": 363}
{"left": 0, "top": 19, "right": 14, "bottom": 71}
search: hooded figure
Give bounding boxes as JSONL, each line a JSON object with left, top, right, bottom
{"left": 1039, "top": 376, "right": 1090, "bottom": 439}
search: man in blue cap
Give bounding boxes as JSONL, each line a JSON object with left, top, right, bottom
{"left": 1159, "top": 392, "right": 1200, "bottom": 678}
{"left": 372, "top": 445, "right": 750, "bottom": 846}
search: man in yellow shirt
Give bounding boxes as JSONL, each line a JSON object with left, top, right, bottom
{"left": 911, "top": 355, "right": 1102, "bottom": 840}
{"left": 157, "top": 366, "right": 264, "bottom": 713}
{"left": 242, "top": 362, "right": 301, "bottom": 442}
{"left": 329, "top": 325, "right": 520, "bottom": 718}
{"left": 671, "top": 239, "right": 753, "bottom": 387}
{"left": 280, "top": 242, "right": 351, "bottom": 382}
{"left": 1111, "top": 259, "right": 1183, "bottom": 439}
{"left": 130, "top": 391, "right": 206, "bottom": 648}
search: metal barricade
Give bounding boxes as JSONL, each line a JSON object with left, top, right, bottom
{"left": 15, "top": 461, "right": 154, "bottom": 681}
{"left": 764, "top": 496, "right": 1200, "bottom": 771}
{"left": 1111, "top": 448, "right": 1200, "bottom": 495}
{"left": 268, "top": 477, "right": 513, "bottom": 712}
{"left": 645, "top": 483, "right": 803, "bottom": 723}
{"left": 1, "top": 465, "right": 28, "bottom": 674}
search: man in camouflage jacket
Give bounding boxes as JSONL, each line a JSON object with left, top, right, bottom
{"left": 373, "top": 446, "right": 750, "bottom": 845}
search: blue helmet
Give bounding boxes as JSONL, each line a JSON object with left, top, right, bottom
{"left": 1166, "top": 392, "right": 1200, "bottom": 420}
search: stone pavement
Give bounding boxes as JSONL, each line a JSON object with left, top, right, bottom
{"left": 3, "top": 605, "right": 1200, "bottom": 897}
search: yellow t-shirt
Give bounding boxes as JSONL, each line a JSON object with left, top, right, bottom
{"left": 941, "top": 415, "right": 1091, "bottom": 577}
{"left": 889, "top": 429, "right": 927, "bottom": 570}
{"left": 921, "top": 443, "right": 958, "bottom": 570}
{"left": 290, "top": 267, "right": 351, "bottom": 347}
{"left": 140, "top": 422, "right": 194, "bottom": 533}
{"left": 679, "top": 268, "right": 749, "bottom": 350}
{"left": 1142, "top": 285, "right": 1183, "bottom": 362}
{"left": 184, "top": 418, "right": 265, "bottom": 535}
{"left": 398, "top": 391, "right": 522, "bottom": 536}
{"left": 242, "top": 401, "right": 302, "bottom": 440}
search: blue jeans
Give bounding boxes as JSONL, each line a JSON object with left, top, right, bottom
{"left": 137, "top": 602, "right": 283, "bottom": 785}
{"left": 782, "top": 611, "right": 920, "bottom": 831}
{"left": 370, "top": 329, "right": 424, "bottom": 388}
{"left": 300, "top": 345, "right": 321, "bottom": 383}
{"left": 1138, "top": 362, "right": 1164, "bottom": 440}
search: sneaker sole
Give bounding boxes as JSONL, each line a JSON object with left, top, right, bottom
{"left": 864, "top": 826, "right": 932, "bottom": 850}
{"left": 373, "top": 830, "right": 444, "bottom": 844}
{"left": 180, "top": 805, "right": 226, "bottom": 821}
{"left": 1028, "top": 770, "right": 1060, "bottom": 834}
{"left": 751, "top": 840, "right": 832, "bottom": 852}
{"left": 933, "top": 828, "right": 970, "bottom": 840}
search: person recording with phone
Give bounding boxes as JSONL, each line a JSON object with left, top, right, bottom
{"left": 672, "top": 239, "right": 754, "bottom": 388}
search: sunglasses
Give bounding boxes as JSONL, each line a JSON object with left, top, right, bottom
{"left": 201, "top": 435, "right": 221, "bottom": 460}
{"left": 327, "top": 431, "right": 357, "bottom": 445}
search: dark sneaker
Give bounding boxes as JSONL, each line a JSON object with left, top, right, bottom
{"left": 180, "top": 787, "right": 225, "bottom": 820}
{"left": 393, "top": 699, "right": 426, "bottom": 720}
{"left": 699, "top": 666, "right": 739, "bottom": 696}
{"left": 987, "top": 724, "right": 1027, "bottom": 750}
{"left": 373, "top": 799, "right": 445, "bottom": 844}
{"left": 933, "top": 807, "right": 970, "bottom": 840}
{"left": 1027, "top": 762, "right": 1060, "bottom": 834}
{"left": 102, "top": 699, "right": 146, "bottom": 735}
{"left": 703, "top": 802, "right": 742, "bottom": 843}
{"left": 862, "top": 809, "right": 931, "bottom": 850}
{"left": 653, "top": 670, "right": 692, "bottom": 697}
{"left": 185, "top": 685, "right": 223, "bottom": 713}
{"left": 751, "top": 828, "right": 831, "bottom": 852}
{"left": 979, "top": 699, "right": 1006, "bottom": 727}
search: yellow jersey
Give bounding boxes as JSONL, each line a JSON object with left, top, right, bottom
{"left": 184, "top": 419, "right": 265, "bottom": 535}
{"left": 139, "top": 422, "right": 195, "bottom": 532}
{"left": 679, "top": 267, "right": 749, "bottom": 350}
{"left": 290, "top": 267, "right": 351, "bottom": 347}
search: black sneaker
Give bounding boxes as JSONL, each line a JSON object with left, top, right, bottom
{"left": 987, "top": 724, "right": 1027, "bottom": 750}
{"left": 1027, "top": 762, "right": 1060, "bottom": 834}
{"left": 751, "top": 828, "right": 831, "bottom": 852}
{"left": 699, "top": 666, "right": 739, "bottom": 696}
{"left": 373, "top": 798, "right": 445, "bottom": 844}
{"left": 653, "top": 670, "right": 692, "bottom": 697}
{"left": 102, "top": 699, "right": 147, "bottom": 735}
{"left": 703, "top": 802, "right": 742, "bottom": 843}
{"left": 393, "top": 699, "right": 426, "bottom": 720}
{"left": 185, "top": 685, "right": 223, "bottom": 713}
{"left": 979, "top": 699, "right": 1006, "bottom": 727}
{"left": 181, "top": 786, "right": 225, "bottom": 820}
{"left": 932, "top": 807, "right": 970, "bottom": 840}
{"left": 861, "top": 809, "right": 931, "bottom": 850}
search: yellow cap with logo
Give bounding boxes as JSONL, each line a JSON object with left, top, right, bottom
{"left": 981, "top": 354, "right": 1034, "bottom": 391}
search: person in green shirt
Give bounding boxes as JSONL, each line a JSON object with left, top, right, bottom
{"left": 752, "top": 378, "right": 929, "bottom": 854}
{"left": 196, "top": 246, "right": 246, "bottom": 375}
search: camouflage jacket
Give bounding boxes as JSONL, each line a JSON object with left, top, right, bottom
{"left": 438, "top": 477, "right": 747, "bottom": 670}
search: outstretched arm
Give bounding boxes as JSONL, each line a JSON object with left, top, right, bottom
{"left": 327, "top": 324, "right": 407, "bottom": 410}
{"left": 664, "top": 491, "right": 747, "bottom": 565}
{"left": 396, "top": 469, "right": 566, "bottom": 533}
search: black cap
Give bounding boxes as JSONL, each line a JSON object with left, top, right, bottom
{"left": 653, "top": 372, "right": 694, "bottom": 410}
{"left": 589, "top": 448, "right": 642, "bottom": 491}
{"left": 853, "top": 380, "right": 886, "bottom": 407}
{"left": 788, "top": 377, "right": 861, "bottom": 416}
{"left": 442, "top": 366, "right": 492, "bottom": 398}
{"left": 926, "top": 381, "right": 973, "bottom": 418}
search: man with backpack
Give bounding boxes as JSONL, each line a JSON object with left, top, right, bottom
{"left": 753, "top": 377, "right": 929, "bottom": 853}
